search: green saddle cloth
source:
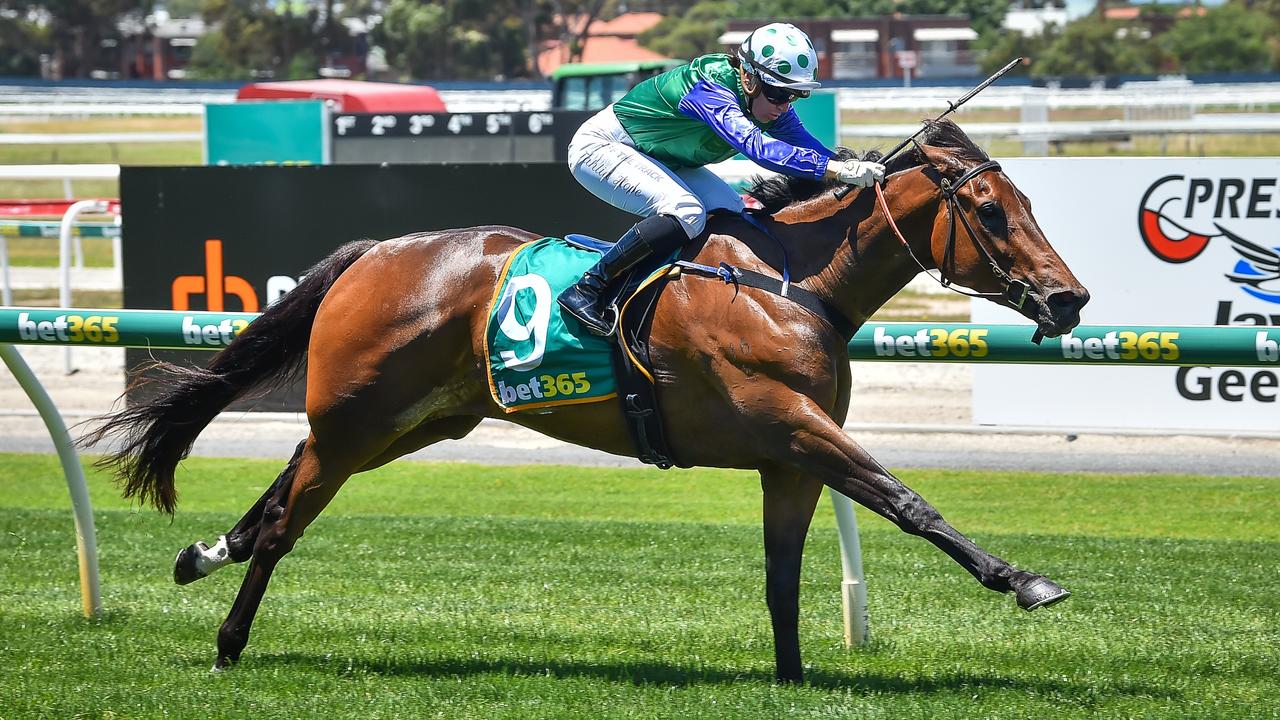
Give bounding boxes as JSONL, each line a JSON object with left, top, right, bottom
{"left": 485, "top": 237, "right": 618, "bottom": 412}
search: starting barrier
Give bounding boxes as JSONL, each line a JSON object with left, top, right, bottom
{"left": 3, "top": 306, "right": 1277, "bottom": 639}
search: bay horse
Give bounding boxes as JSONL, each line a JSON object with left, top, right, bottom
{"left": 85, "top": 119, "right": 1088, "bottom": 683}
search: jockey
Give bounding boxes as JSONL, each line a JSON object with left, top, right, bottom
{"left": 558, "top": 22, "right": 886, "bottom": 336}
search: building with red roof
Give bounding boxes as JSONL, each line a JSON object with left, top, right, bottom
{"left": 537, "top": 12, "right": 673, "bottom": 77}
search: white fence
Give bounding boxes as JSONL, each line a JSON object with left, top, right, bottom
{"left": 4, "top": 80, "right": 1280, "bottom": 116}
{"left": 0, "top": 132, "right": 201, "bottom": 145}
{"left": 4, "top": 80, "right": 1277, "bottom": 154}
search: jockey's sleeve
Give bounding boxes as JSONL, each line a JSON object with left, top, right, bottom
{"left": 768, "top": 108, "right": 836, "bottom": 158}
{"left": 677, "top": 80, "right": 830, "bottom": 178}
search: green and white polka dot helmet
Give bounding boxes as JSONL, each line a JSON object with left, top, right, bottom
{"left": 737, "top": 22, "right": 821, "bottom": 91}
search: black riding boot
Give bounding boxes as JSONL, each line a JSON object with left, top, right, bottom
{"left": 558, "top": 214, "right": 687, "bottom": 336}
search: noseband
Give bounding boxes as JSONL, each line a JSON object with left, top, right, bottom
{"left": 873, "top": 159, "right": 1029, "bottom": 310}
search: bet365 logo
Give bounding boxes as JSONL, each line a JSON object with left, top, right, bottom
{"left": 1138, "top": 174, "right": 1280, "bottom": 304}
{"left": 171, "top": 239, "right": 260, "bottom": 312}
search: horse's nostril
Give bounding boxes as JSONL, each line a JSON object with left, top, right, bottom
{"left": 1047, "top": 289, "right": 1088, "bottom": 314}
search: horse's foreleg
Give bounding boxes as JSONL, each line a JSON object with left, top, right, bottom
{"left": 174, "top": 440, "right": 307, "bottom": 585}
{"left": 215, "top": 435, "right": 356, "bottom": 669}
{"left": 759, "top": 466, "right": 824, "bottom": 684}
{"left": 779, "top": 401, "right": 1068, "bottom": 611}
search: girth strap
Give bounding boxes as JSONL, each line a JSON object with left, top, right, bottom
{"left": 676, "top": 260, "right": 857, "bottom": 340}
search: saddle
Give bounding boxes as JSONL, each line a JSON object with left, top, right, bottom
{"left": 563, "top": 211, "right": 856, "bottom": 470}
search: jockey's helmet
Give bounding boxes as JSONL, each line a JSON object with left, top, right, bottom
{"left": 737, "top": 23, "right": 821, "bottom": 92}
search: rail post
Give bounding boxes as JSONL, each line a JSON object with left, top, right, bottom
{"left": 831, "top": 491, "right": 869, "bottom": 647}
{"left": 0, "top": 344, "right": 101, "bottom": 617}
{"left": 58, "top": 200, "right": 110, "bottom": 374}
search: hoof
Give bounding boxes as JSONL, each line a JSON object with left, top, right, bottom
{"left": 1016, "top": 576, "right": 1071, "bottom": 611}
{"left": 174, "top": 542, "right": 210, "bottom": 586}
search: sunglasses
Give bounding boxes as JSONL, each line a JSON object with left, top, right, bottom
{"left": 759, "top": 82, "right": 809, "bottom": 106}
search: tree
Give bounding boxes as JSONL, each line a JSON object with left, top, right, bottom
{"left": 974, "top": 26, "right": 1050, "bottom": 76}
{"left": 898, "top": 0, "right": 1010, "bottom": 36}
{"left": 4, "top": 0, "right": 142, "bottom": 78}
{"left": 373, "top": 0, "right": 448, "bottom": 78}
{"left": 638, "top": 1, "right": 733, "bottom": 60}
{"left": 0, "top": 12, "right": 50, "bottom": 76}
{"left": 1161, "top": 2, "right": 1273, "bottom": 73}
{"left": 1033, "top": 14, "right": 1159, "bottom": 76}
{"left": 373, "top": 0, "right": 529, "bottom": 80}
{"left": 546, "top": 0, "right": 609, "bottom": 65}
{"left": 731, "top": 0, "right": 1007, "bottom": 28}
{"left": 188, "top": 0, "right": 319, "bottom": 80}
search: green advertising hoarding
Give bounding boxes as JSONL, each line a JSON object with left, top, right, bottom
{"left": 793, "top": 90, "right": 838, "bottom": 149}
{"left": 205, "top": 100, "right": 330, "bottom": 166}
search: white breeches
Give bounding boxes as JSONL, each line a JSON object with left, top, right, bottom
{"left": 567, "top": 104, "right": 745, "bottom": 240}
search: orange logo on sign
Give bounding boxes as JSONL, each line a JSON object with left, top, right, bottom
{"left": 171, "top": 239, "right": 260, "bottom": 312}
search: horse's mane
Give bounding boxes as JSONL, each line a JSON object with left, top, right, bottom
{"left": 747, "top": 118, "right": 989, "bottom": 214}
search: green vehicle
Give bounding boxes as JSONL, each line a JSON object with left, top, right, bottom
{"left": 550, "top": 59, "right": 685, "bottom": 111}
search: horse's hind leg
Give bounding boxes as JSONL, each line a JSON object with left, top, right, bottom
{"left": 174, "top": 440, "right": 307, "bottom": 585}
{"left": 175, "top": 412, "right": 478, "bottom": 585}
{"left": 210, "top": 414, "right": 484, "bottom": 668}
{"left": 760, "top": 467, "right": 824, "bottom": 684}
{"left": 214, "top": 434, "right": 359, "bottom": 668}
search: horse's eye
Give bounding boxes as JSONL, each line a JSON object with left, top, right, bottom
{"left": 977, "top": 202, "right": 1006, "bottom": 233}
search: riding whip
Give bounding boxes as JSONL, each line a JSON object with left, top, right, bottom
{"left": 834, "top": 57, "right": 1024, "bottom": 201}
{"left": 833, "top": 57, "right": 1052, "bottom": 344}
{"left": 883, "top": 56, "right": 1023, "bottom": 164}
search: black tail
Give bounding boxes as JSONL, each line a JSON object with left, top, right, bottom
{"left": 80, "top": 240, "right": 379, "bottom": 514}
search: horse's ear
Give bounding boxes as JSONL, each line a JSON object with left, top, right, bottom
{"left": 915, "top": 142, "right": 966, "bottom": 179}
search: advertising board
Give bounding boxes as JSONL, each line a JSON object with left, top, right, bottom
{"left": 204, "top": 100, "right": 330, "bottom": 165}
{"left": 973, "top": 157, "right": 1280, "bottom": 432}
{"left": 120, "top": 163, "right": 634, "bottom": 409}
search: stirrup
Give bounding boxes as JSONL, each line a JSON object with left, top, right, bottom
{"left": 559, "top": 292, "right": 621, "bottom": 337}
{"left": 597, "top": 302, "right": 620, "bottom": 337}
{"left": 578, "top": 301, "right": 620, "bottom": 337}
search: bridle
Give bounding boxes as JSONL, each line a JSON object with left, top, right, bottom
{"left": 869, "top": 158, "right": 1029, "bottom": 311}
{"left": 826, "top": 57, "right": 1032, "bottom": 311}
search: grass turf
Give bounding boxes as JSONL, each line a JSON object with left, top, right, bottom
{"left": 1, "top": 453, "right": 1277, "bottom": 718}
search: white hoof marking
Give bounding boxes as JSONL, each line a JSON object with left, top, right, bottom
{"left": 194, "top": 535, "right": 233, "bottom": 576}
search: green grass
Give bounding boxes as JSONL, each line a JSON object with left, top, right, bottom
{"left": 0, "top": 128, "right": 199, "bottom": 198}
{"left": 1, "top": 453, "right": 1277, "bottom": 719}
{"left": 5, "top": 288, "right": 122, "bottom": 308}
{"left": 0, "top": 141, "right": 199, "bottom": 167}
{"left": 2, "top": 236, "right": 115, "bottom": 267}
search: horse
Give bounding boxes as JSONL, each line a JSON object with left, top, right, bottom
{"left": 84, "top": 119, "right": 1089, "bottom": 684}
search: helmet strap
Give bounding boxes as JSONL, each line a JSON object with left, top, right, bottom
{"left": 739, "top": 66, "right": 761, "bottom": 99}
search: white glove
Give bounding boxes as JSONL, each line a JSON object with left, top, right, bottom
{"left": 831, "top": 160, "right": 885, "bottom": 188}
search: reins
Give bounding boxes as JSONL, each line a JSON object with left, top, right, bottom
{"left": 827, "top": 57, "right": 1038, "bottom": 334}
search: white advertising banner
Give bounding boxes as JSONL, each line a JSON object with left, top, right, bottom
{"left": 972, "top": 157, "right": 1280, "bottom": 432}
